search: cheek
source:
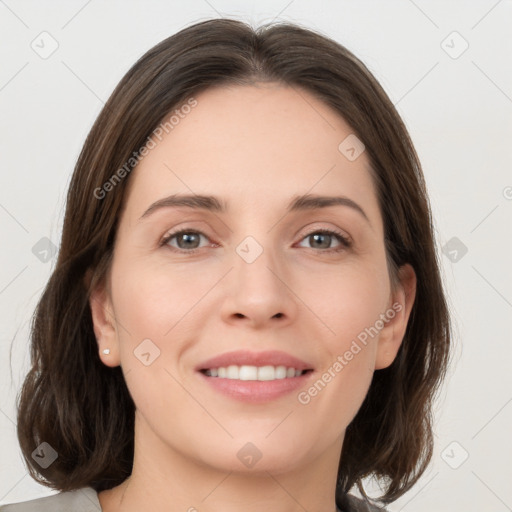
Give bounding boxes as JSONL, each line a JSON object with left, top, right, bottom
{"left": 306, "top": 260, "right": 390, "bottom": 349}
{"left": 109, "top": 259, "right": 201, "bottom": 425}
{"left": 293, "top": 261, "right": 388, "bottom": 413}
{"left": 299, "top": 279, "right": 382, "bottom": 427}
{"left": 111, "top": 257, "right": 211, "bottom": 340}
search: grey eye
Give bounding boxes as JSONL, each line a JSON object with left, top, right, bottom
{"left": 164, "top": 230, "right": 208, "bottom": 250}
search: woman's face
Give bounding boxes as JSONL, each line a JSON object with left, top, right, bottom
{"left": 91, "top": 83, "right": 415, "bottom": 476}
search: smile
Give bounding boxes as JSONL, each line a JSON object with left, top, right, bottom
{"left": 201, "top": 365, "right": 311, "bottom": 380}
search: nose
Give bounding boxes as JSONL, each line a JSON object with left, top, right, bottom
{"left": 219, "top": 241, "right": 297, "bottom": 329}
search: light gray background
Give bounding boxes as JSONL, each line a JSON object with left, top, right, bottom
{"left": 1, "top": 1, "right": 511, "bottom": 510}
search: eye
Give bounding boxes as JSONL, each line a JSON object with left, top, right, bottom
{"left": 160, "top": 228, "right": 352, "bottom": 254}
{"left": 160, "top": 229, "right": 213, "bottom": 253}
{"left": 297, "top": 229, "right": 352, "bottom": 252}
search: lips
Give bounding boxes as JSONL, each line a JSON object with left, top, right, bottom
{"left": 195, "top": 349, "right": 314, "bottom": 372}
{"left": 195, "top": 350, "right": 316, "bottom": 405}
{"left": 195, "top": 350, "right": 315, "bottom": 403}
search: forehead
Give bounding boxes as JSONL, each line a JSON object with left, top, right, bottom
{"left": 122, "top": 83, "right": 380, "bottom": 223}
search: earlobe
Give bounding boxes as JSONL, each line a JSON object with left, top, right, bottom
{"left": 374, "top": 264, "right": 417, "bottom": 370}
{"left": 89, "top": 280, "right": 121, "bottom": 368}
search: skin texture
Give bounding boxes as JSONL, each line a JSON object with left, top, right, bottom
{"left": 90, "top": 83, "right": 416, "bottom": 512}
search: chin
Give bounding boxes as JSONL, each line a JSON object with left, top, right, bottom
{"left": 189, "top": 436, "right": 313, "bottom": 475}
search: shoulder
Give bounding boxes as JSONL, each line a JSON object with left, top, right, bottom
{"left": 340, "top": 493, "right": 388, "bottom": 512}
{"left": 0, "top": 487, "right": 101, "bottom": 512}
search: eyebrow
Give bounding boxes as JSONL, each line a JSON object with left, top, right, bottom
{"left": 139, "top": 193, "right": 370, "bottom": 225}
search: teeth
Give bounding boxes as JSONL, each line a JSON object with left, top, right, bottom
{"left": 203, "top": 365, "right": 307, "bottom": 380}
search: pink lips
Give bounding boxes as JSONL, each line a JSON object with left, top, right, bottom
{"left": 195, "top": 349, "right": 314, "bottom": 372}
{"left": 195, "top": 350, "right": 315, "bottom": 404}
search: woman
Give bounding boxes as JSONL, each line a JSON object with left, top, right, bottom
{"left": 1, "top": 17, "right": 451, "bottom": 512}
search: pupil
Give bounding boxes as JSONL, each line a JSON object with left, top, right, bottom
{"left": 179, "top": 233, "right": 199, "bottom": 249}
{"left": 312, "top": 233, "right": 330, "bottom": 249}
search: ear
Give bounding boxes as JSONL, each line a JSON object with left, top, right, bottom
{"left": 88, "top": 272, "right": 121, "bottom": 368}
{"left": 374, "top": 263, "right": 417, "bottom": 370}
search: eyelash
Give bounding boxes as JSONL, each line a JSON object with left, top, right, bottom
{"left": 159, "top": 228, "right": 352, "bottom": 255}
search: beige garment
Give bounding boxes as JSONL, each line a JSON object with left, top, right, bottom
{"left": 0, "top": 487, "right": 100, "bottom": 512}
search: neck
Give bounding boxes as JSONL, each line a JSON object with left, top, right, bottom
{"left": 99, "top": 414, "right": 343, "bottom": 512}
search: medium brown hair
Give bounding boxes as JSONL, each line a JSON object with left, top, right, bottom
{"left": 16, "top": 18, "right": 451, "bottom": 506}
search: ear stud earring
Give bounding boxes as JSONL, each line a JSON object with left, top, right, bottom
{"left": 102, "top": 348, "right": 111, "bottom": 355}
